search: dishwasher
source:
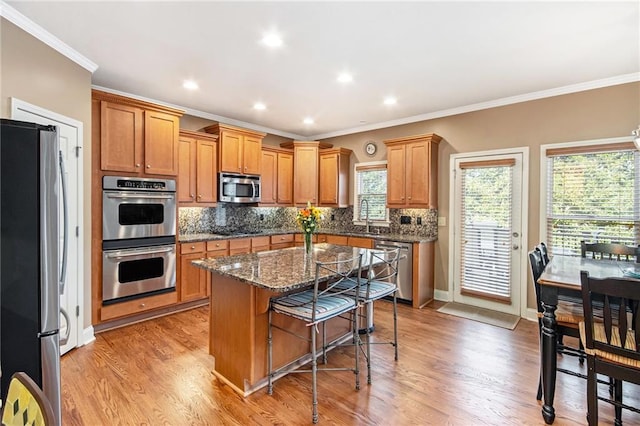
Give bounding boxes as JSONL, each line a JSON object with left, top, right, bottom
{"left": 374, "top": 240, "right": 413, "bottom": 302}
{"left": 360, "top": 240, "right": 413, "bottom": 333}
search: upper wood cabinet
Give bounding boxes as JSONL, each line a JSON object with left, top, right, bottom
{"left": 261, "top": 146, "right": 293, "bottom": 206}
{"left": 319, "top": 148, "right": 351, "bottom": 207}
{"left": 178, "top": 130, "right": 218, "bottom": 206}
{"left": 293, "top": 141, "right": 320, "bottom": 206}
{"left": 94, "top": 90, "right": 182, "bottom": 176}
{"left": 384, "top": 133, "right": 441, "bottom": 208}
{"left": 203, "top": 123, "right": 265, "bottom": 175}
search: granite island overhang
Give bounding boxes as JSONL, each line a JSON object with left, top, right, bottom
{"left": 192, "top": 243, "right": 380, "bottom": 396}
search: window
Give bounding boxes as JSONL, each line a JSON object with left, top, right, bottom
{"left": 545, "top": 142, "right": 640, "bottom": 256}
{"left": 353, "top": 161, "right": 389, "bottom": 225}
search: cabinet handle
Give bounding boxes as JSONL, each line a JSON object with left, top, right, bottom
{"left": 197, "top": 194, "right": 202, "bottom": 199}
{"left": 146, "top": 164, "right": 151, "bottom": 169}
{"left": 216, "top": 243, "right": 220, "bottom": 247}
{"left": 190, "top": 193, "right": 195, "bottom": 198}
{"left": 191, "top": 245, "right": 195, "bottom": 250}
{"left": 408, "top": 197, "right": 412, "bottom": 200}
{"left": 140, "top": 303, "right": 146, "bottom": 308}
{"left": 135, "top": 163, "right": 141, "bottom": 168}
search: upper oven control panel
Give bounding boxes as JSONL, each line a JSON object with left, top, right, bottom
{"left": 103, "top": 176, "right": 176, "bottom": 192}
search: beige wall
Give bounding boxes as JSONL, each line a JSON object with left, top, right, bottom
{"left": 1, "top": 18, "right": 93, "bottom": 327}
{"left": 322, "top": 82, "right": 640, "bottom": 308}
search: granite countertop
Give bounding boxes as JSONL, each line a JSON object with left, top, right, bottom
{"left": 179, "top": 229, "right": 436, "bottom": 244}
{"left": 192, "top": 243, "right": 376, "bottom": 292}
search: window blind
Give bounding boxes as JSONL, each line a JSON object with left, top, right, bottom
{"left": 459, "top": 161, "right": 514, "bottom": 303}
{"left": 354, "top": 164, "right": 388, "bottom": 222}
{"left": 546, "top": 146, "right": 640, "bottom": 256}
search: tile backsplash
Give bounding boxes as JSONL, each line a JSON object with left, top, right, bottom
{"left": 179, "top": 205, "right": 437, "bottom": 238}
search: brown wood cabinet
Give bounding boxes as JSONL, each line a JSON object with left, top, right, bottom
{"left": 293, "top": 141, "right": 320, "bottom": 206}
{"left": 95, "top": 90, "right": 182, "bottom": 177}
{"left": 270, "top": 234, "right": 295, "bottom": 250}
{"left": 178, "top": 130, "right": 218, "bottom": 206}
{"left": 318, "top": 148, "right": 351, "bottom": 207}
{"left": 260, "top": 146, "right": 293, "bottom": 206}
{"left": 204, "top": 123, "right": 265, "bottom": 175}
{"left": 384, "top": 133, "right": 441, "bottom": 208}
{"left": 346, "top": 236, "right": 373, "bottom": 249}
{"left": 180, "top": 242, "right": 208, "bottom": 301}
{"left": 252, "top": 236, "right": 271, "bottom": 253}
{"left": 229, "top": 238, "right": 252, "bottom": 255}
{"left": 325, "top": 234, "right": 348, "bottom": 245}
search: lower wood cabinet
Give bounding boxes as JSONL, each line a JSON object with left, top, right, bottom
{"left": 180, "top": 242, "right": 207, "bottom": 302}
{"left": 325, "top": 234, "right": 348, "bottom": 245}
{"left": 100, "top": 291, "right": 178, "bottom": 322}
{"left": 270, "top": 234, "right": 295, "bottom": 250}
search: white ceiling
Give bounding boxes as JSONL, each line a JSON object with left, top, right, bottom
{"left": 5, "top": 1, "right": 640, "bottom": 139}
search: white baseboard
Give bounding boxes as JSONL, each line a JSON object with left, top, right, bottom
{"left": 434, "top": 289, "right": 451, "bottom": 302}
{"left": 81, "top": 326, "right": 96, "bottom": 346}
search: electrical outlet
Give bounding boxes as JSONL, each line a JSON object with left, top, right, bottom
{"left": 438, "top": 216, "right": 447, "bottom": 227}
{"left": 416, "top": 217, "right": 422, "bottom": 225}
{"left": 400, "top": 215, "right": 411, "bottom": 224}
{"left": 259, "top": 214, "right": 264, "bottom": 221}
{"left": 331, "top": 214, "right": 335, "bottom": 221}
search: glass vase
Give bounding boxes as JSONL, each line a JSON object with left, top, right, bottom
{"left": 304, "top": 232, "right": 313, "bottom": 255}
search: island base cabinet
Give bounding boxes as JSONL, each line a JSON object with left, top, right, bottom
{"left": 209, "top": 272, "right": 351, "bottom": 396}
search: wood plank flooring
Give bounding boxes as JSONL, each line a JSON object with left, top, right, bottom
{"left": 61, "top": 301, "right": 640, "bottom": 425}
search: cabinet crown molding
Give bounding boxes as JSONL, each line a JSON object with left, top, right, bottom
{"left": 203, "top": 123, "right": 266, "bottom": 138}
{"left": 281, "top": 140, "right": 333, "bottom": 149}
{"left": 320, "top": 147, "right": 352, "bottom": 155}
{"left": 383, "top": 133, "right": 442, "bottom": 146}
{"left": 262, "top": 145, "right": 293, "bottom": 154}
{"left": 91, "top": 89, "right": 184, "bottom": 116}
{"left": 179, "top": 129, "right": 219, "bottom": 141}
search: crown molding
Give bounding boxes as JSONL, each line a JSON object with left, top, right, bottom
{"left": 0, "top": 1, "right": 98, "bottom": 73}
{"left": 309, "top": 73, "right": 640, "bottom": 140}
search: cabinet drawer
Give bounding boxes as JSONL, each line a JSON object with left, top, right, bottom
{"left": 100, "top": 291, "right": 178, "bottom": 321}
{"left": 347, "top": 236, "right": 373, "bottom": 249}
{"left": 180, "top": 242, "right": 206, "bottom": 254}
{"left": 326, "top": 235, "right": 348, "bottom": 245}
{"left": 206, "top": 240, "right": 229, "bottom": 251}
{"left": 270, "top": 234, "right": 294, "bottom": 244}
{"left": 252, "top": 236, "right": 270, "bottom": 248}
{"left": 316, "top": 234, "right": 328, "bottom": 243}
{"left": 229, "top": 238, "right": 252, "bottom": 251}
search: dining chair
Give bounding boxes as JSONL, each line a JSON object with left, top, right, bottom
{"left": 529, "top": 249, "right": 585, "bottom": 400}
{"left": 579, "top": 271, "right": 640, "bottom": 425}
{"left": 267, "top": 253, "right": 363, "bottom": 424}
{"left": 536, "top": 242, "right": 550, "bottom": 266}
{"left": 580, "top": 241, "right": 639, "bottom": 262}
{"left": 1, "top": 372, "right": 55, "bottom": 426}
{"left": 332, "top": 247, "right": 401, "bottom": 384}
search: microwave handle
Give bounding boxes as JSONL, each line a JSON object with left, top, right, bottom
{"left": 251, "top": 181, "right": 257, "bottom": 199}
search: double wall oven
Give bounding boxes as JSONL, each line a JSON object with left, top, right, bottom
{"left": 102, "top": 176, "right": 176, "bottom": 304}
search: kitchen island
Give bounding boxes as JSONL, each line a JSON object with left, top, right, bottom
{"left": 192, "top": 243, "right": 378, "bottom": 396}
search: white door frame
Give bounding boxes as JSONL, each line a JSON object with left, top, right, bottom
{"left": 10, "top": 97, "right": 88, "bottom": 350}
{"left": 447, "top": 147, "right": 530, "bottom": 317}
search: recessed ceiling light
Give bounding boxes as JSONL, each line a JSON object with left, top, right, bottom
{"left": 183, "top": 80, "right": 198, "bottom": 90}
{"left": 337, "top": 72, "right": 353, "bottom": 83}
{"left": 261, "top": 33, "right": 283, "bottom": 48}
{"left": 253, "top": 102, "right": 266, "bottom": 110}
{"left": 303, "top": 117, "right": 314, "bottom": 125}
{"left": 384, "top": 97, "right": 397, "bottom": 105}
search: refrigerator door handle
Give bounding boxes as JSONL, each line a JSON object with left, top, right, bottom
{"left": 59, "top": 150, "right": 68, "bottom": 294}
{"left": 59, "top": 307, "right": 70, "bottom": 346}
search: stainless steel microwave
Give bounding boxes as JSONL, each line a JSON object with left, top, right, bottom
{"left": 219, "top": 173, "right": 261, "bottom": 203}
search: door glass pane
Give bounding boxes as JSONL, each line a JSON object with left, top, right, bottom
{"left": 460, "top": 165, "right": 513, "bottom": 302}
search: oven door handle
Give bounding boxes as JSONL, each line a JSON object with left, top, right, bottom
{"left": 105, "top": 193, "right": 175, "bottom": 200}
{"left": 105, "top": 246, "right": 174, "bottom": 259}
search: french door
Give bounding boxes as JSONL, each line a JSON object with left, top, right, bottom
{"left": 450, "top": 149, "right": 528, "bottom": 316}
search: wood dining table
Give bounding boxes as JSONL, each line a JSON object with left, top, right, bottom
{"left": 537, "top": 255, "right": 640, "bottom": 424}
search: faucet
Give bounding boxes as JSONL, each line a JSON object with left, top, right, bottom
{"left": 360, "top": 198, "right": 370, "bottom": 233}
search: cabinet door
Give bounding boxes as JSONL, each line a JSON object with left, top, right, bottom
{"left": 294, "top": 145, "right": 318, "bottom": 205}
{"left": 347, "top": 236, "right": 373, "bottom": 249}
{"left": 406, "top": 141, "right": 429, "bottom": 206}
{"left": 318, "top": 152, "right": 339, "bottom": 206}
{"left": 260, "top": 150, "right": 278, "bottom": 205}
{"left": 277, "top": 152, "right": 293, "bottom": 205}
{"left": 243, "top": 136, "right": 262, "bottom": 175}
{"left": 326, "top": 234, "right": 348, "bottom": 245}
{"left": 386, "top": 144, "right": 406, "bottom": 206}
{"left": 196, "top": 140, "right": 217, "bottom": 203}
{"left": 144, "top": 111, "right": 179, "bottom": 176}
{"left": 100, "top": 101, "right": 143, "bottom": 173}
{"left": 180, "top": 252, "right": 207, "bottom": 301}
{"left": 219, "top": 132, "right": 243, "bottom": 173}
{"left": 178, "top": 137, "right": 196, "bottom": 204}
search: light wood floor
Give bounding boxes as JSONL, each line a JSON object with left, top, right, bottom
{"left": 61, "top": 301, "right": 640, "bottom": 425}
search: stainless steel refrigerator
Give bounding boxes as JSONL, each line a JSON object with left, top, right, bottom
{"left": 1, "top": 118, "right": 64, "bottom": 425}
